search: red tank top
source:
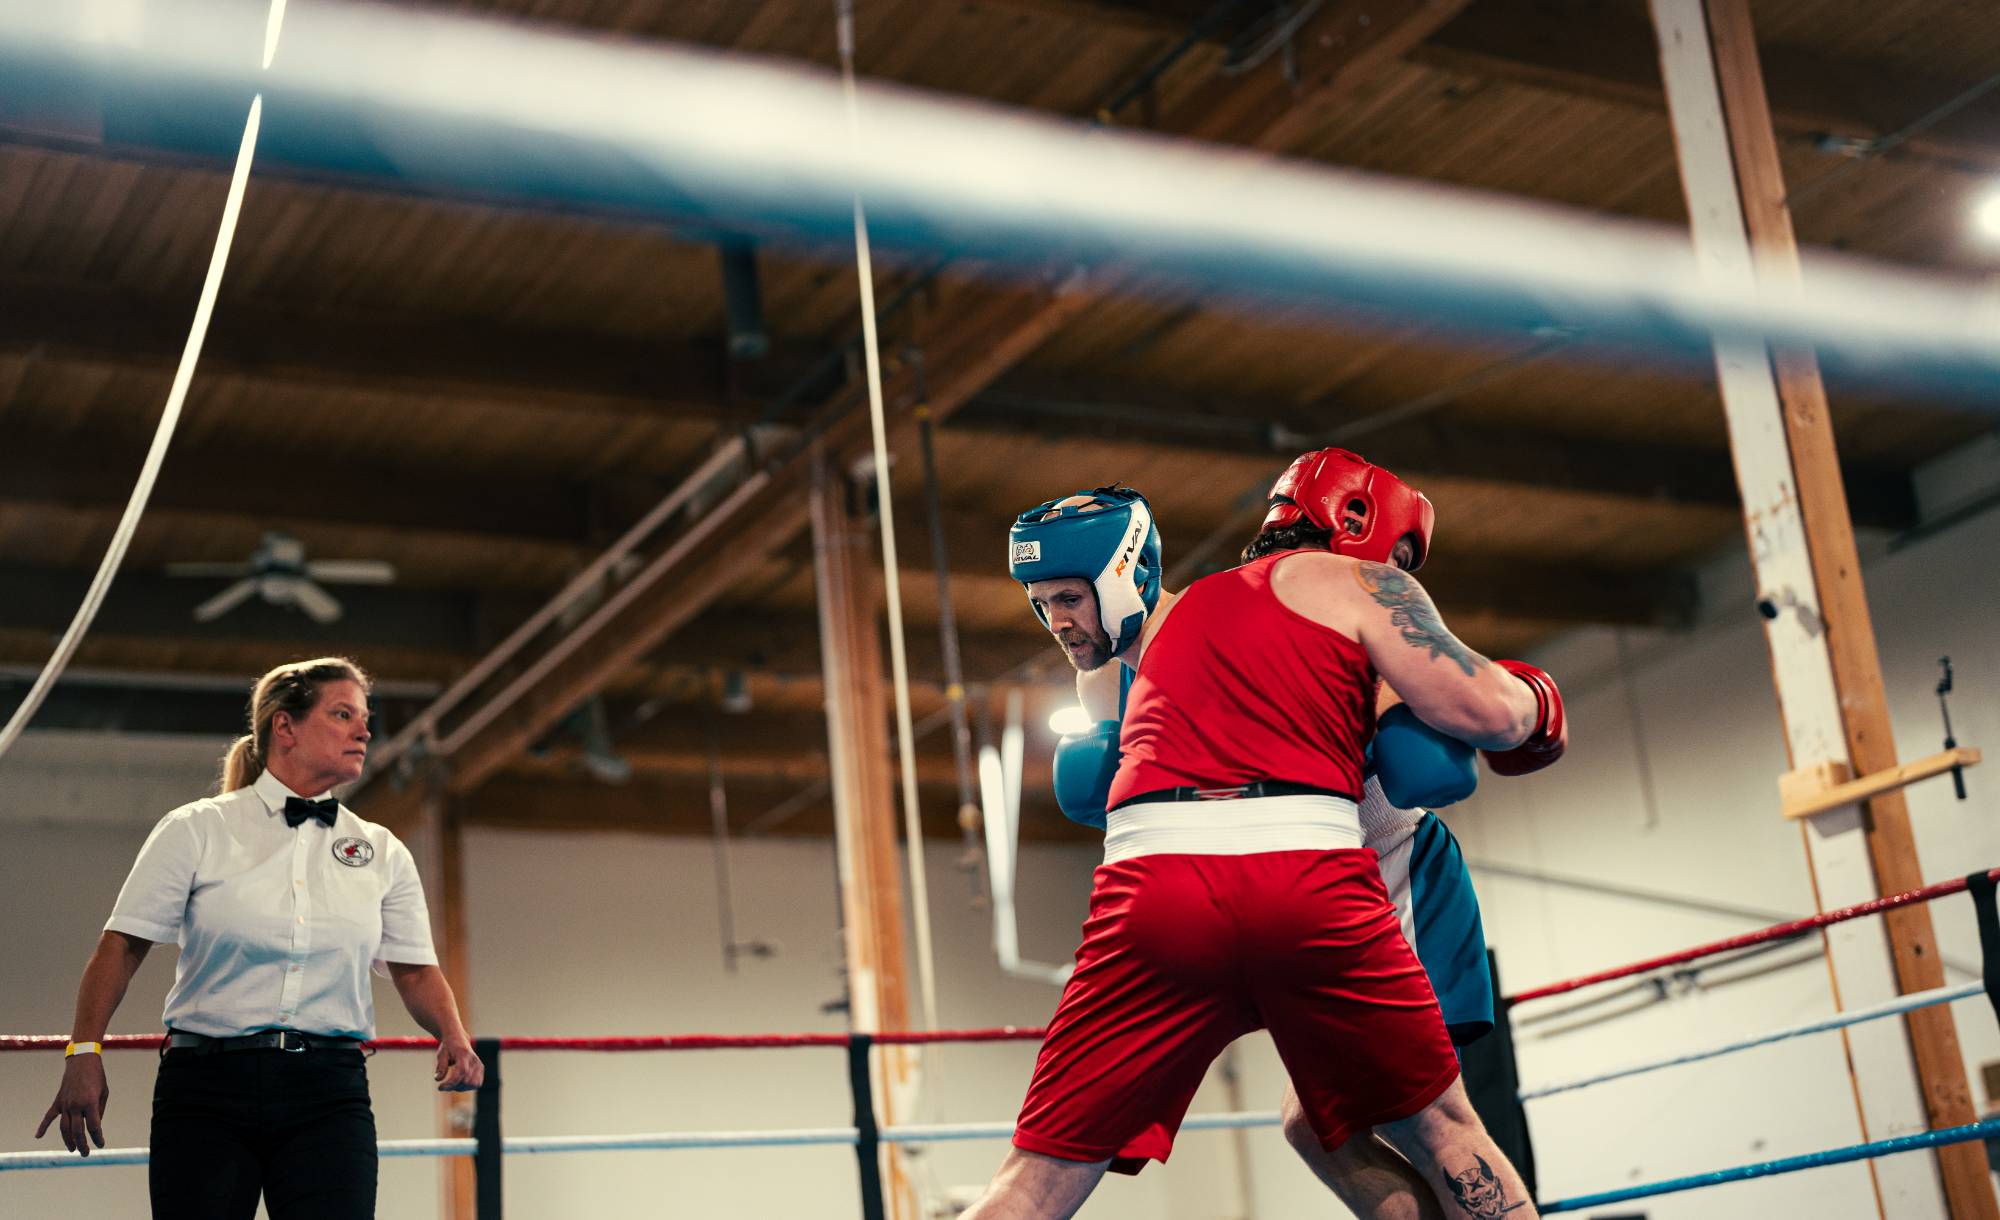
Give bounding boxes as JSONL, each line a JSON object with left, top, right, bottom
{"left": 1107, "top": 551, "right": 1376, "bottom": 806}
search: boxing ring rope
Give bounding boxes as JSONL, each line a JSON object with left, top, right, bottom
{"left": 1518, "top": 979, "right": 1987, "bottom": 1101}
{"left": 15, "top": 0, "right": 2000, "bottom": 393}
{"left": 1539, "top": 1118, "right": 2000, "bottom": 1215}
{"left": 8, "top": 863, "right": 1996, "bottom": 1214}
{"left": 1502, "top": 864, "right": 2000, "bottom": 1006}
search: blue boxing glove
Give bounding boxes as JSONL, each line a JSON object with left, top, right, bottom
{"left": 1372, "top": 704, "right": 1479, "bottom": 809}
{"left": 1052, "top": 721, "right": 1121, "bottom": 831}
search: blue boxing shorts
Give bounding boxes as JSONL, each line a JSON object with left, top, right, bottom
{"left": 1376, "top": 812, "right": 1493, "bottom": 1045}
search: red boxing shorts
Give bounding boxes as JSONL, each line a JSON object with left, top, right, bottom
{"left": 1012, "top": 849, "right": 1459, "bottom": 1171}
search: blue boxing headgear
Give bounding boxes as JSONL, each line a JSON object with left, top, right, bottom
{"left": 1008, "top": 486, "right": 1162, "bottom": 656}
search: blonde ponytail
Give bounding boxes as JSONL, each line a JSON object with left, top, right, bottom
{"left": 218, "top": 734, "right": 262, "bottom": 795}
{"left": 216, "top": 657, "right": 372, "bottom": 795}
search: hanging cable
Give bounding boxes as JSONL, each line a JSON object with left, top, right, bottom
{"left": 1218, "top": 0, "right": 1326, "bottom": 78}
{"left": 0, "top": 0, "right": 287, "bottom": 763}
{"left": 708, "top": 702, "right": 743, "bottom": 975}
{"left": 1787, "top": 67, "right": 2000, "bottom": 209}
{"left": 833, "top": 0, "right": 940, "bottom": 1040}
{"left": 916, "top": 398, "right": 987, "bottom": 902}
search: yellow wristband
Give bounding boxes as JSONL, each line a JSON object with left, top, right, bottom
{"left": 64, "top": 1042, "right": 101, "bottom": 1058}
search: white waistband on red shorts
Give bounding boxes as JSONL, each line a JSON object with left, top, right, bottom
{"left": 1102, "top": 793, "right": 1363, "bottom": 863}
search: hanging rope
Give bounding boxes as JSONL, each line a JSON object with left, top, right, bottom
{"left": 0, "top": 0, "right": 288, "bottom": 762}
{"left": 832, "top": 0, "right": 941, "bottom": 1040}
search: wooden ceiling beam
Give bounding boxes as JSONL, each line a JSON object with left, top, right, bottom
{"left": 0, "top": 327, "right": 1918, "bottom": 531}
{"left": 866, "top": 528, "right": 1700, "bottom": 629}
{"left": 0, "top": 256, "right": 1920, "bottom": 534}
{"left": 3, "top": 562, "right": 492, "bottom": 656}
{"left": 0, "top": 564, "right": 1057, "bottom": 686}
{"left": 512, "top": 743, "right": 968, "bottom": 789}
{"left": 1417, "top": 0, "right": 2000, "bottom": 173}
{"left": 0, "top": 426, "right": 633, "bottom": 546}
{"left": 0, "top": 275, "right": 787, "bottom": 423}
{"left": 958, "top": 0, "right": 1199, "bottom": 39}
{"left": 1139, "top": 0, "right": 1478, "bottom": 153}
{"left": 0, "top": 493, "right": 1695, "bottom": 689}
{"left": 960, "top": 378, "right": 1919, "bottom": 529}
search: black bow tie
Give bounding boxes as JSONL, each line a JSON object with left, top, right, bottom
{"left": 284, "top": 797, "right": 339, "bottom": 829}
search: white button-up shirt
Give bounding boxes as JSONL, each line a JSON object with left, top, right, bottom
{"left": 106, "top": 770, "right": 438, "bottom": 1039}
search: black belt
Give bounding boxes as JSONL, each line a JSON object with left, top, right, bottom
{"left": 1112, "top": 781, "right": 1355, "bottom": 809}
{"left": 164, "top": 1029, "right": 362, "bottom": 1056}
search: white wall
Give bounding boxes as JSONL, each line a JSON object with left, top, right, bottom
{"left": 5, "top": 440, "right": 1997, "bottom": 1220}
{"left": 0, "top": 736, "right": 1313, "bottom": 1220}
{"left": 1440, "top": 449, "right": 2000, "bottom": 1217}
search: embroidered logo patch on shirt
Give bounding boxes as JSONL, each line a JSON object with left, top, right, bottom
{"left": 332, "top": 837, "right": 375, "bottom": 868}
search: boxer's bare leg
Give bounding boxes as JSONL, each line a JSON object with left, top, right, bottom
{"left": 1378, "top": 1079, "right": 1537, "bottom": 1219}
{"left": 1283, "top": 1084, "right": 1443, "bottom": 1219}
{"left": 960, "top": 1148, "right": 1110, "bottom": 1220}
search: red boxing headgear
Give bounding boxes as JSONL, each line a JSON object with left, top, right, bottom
{"left": 1260, "top": 448, "right": 1435, "bottom": 570}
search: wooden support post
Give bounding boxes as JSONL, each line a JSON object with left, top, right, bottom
{"left": 809, "top": 450, "right": 916, "bottom": 1220}
{"left": 398, "top": 771, "right": 478, "bottom": 1220}
{"left": 438, "top": 799, "right": 477, "bottom": 1220}
{"left": 1650, "top": 2, "right": 1996, "bottom": 1217}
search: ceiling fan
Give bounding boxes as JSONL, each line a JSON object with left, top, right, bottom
{"left": 166, "top": 532, "right": 396, "bottom": 625}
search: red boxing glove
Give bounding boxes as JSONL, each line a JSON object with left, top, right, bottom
{"left": 1483, "top": 659, "right": 1567, "bottom": 777}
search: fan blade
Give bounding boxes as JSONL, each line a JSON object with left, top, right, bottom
{"left": 193, "top": 579, "right": 260, "bottom": 622}
{"left": 168, "top": 562, "right": 254, "bottom": 578}
{"left": 290, "top": 580, "right": 344, "bottom": 624}
{"left": 305, "top": 559, "right": 396, "bottom": 585}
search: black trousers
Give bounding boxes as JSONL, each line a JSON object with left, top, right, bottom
{"left": 150, "top": 1043, "right": 377, "bottom": 1220}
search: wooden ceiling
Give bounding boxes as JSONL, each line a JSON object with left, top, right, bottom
{"left": 2, "top": 0, "right": 1994, "bottom": 841}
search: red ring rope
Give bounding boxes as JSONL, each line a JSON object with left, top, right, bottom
{"left": 1503, "top": 866, "right": 1999, "bottom": 1006}
{"left": 7, "top": 868, "right": 1985, "bottom": 1052}
{"left": 0, "top": 1029, "right": 1051, "bottom": 1053}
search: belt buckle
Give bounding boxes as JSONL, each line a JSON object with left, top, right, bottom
{"left": 280, "top": 1031, "right": 307, "bottom": 1054}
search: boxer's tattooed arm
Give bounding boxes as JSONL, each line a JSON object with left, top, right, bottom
{"left": 1352, "top": 561, "right": 1480, "bottom": 676}
{"left": 1444, "top": 1154, "right": 1527, "bottom": 1218}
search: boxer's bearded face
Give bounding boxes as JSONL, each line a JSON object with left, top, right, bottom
{"left": 1026, "top": 577, "right": 1113, "bottom": 672}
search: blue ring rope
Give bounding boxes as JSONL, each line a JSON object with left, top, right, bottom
{"left": 1540, "top": 1116, "right": 2000, "bottom": 1213}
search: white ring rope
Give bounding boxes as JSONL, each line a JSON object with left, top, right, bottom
{"left": 1519, "top": 979, "right": 1986, "bottom": 1102}
{"left": 18, "top": 2, "right": 2000, "bottom": 387}
{"left": 881, "top": 1110, "right": 1283, "bottom": 1144}
{"left": 0, "top": 1137, "right": 473, "bottom": 1172}
{"left": 505, "top": 1128, "right": 860, "bottom": 1154}
{"left": 0, "top": 1112, "right": 1285, "bottom": 1170}
{"left": 0, "top": 0, "right": 287, "bottom": 764}
{"left": 834, "top": 0, "right": 941, "bottom": 1040}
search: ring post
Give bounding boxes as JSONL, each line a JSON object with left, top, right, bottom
{"left": 473, "top": 1037, "right": 503, "bottom": 1220}
{"left": 847, "top": 1033, "right": 887, "bottom": 1220}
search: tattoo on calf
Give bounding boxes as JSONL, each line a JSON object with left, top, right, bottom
{"left": 1445, "top": 1154, "right": 1526, "bottom": 1218}
{"left": 1352, "top": 561, "right": 1479, "bottom": 677}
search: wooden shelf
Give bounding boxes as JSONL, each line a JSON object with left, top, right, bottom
{"left": 1780, "top": 748, "right": 1982, "bottom": 821}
